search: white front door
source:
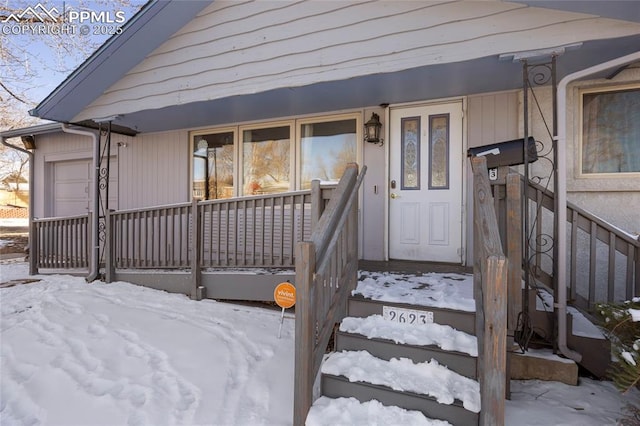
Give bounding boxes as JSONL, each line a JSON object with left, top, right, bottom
{"left": 389, "top": 102, "right": 463, "bottom": 263}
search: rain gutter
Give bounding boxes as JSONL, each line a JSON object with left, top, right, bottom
{"left": 61, "top": 124, "right": 100, "bottom": 282}
{"left": 556, "top": 51, "right": 640, "bottom": 362}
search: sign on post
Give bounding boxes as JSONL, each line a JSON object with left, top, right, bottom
{"left": 274, "top": 281, "right": 296, "bottom": 338}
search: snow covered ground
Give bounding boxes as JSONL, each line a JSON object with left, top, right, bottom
{"left": 1, "top": 262, "right": 638, "bottom": 425}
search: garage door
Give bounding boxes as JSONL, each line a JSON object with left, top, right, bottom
{"left": 53, "top": 159, "right": 118, "bottom": 217}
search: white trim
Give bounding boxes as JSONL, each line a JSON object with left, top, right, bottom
{"left": 460, "top": 96, "right": 468, "bottom": 266}
{"left": 577, "top": 83, "right": 640, "bottom": 179}
{"left": 556, "top": 50, "right": 640, "bottom": 363}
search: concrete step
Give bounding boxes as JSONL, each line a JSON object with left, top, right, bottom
{"left": 526, "top": 288, "right": 611, "bottom": 378}
{"left": 348, "top": 295, "right": 476, "bottom": 335}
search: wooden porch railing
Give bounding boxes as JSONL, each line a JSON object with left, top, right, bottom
{"left": 102, "top": 187, "right": 335, "bottom": 271}
{"left": 491, "top": 172, "right": 640, "bottom": 310}
{"left": 31, "top": 186, "right": 335, "bottom": 276}
{"left": 470, "top": 157, "right": 508, "bottom": 426}
{"left": 31, "top": 214, "right": 90, "bottom": 270}
{"left": 293, "top": 163, "right": 366, "bottom": 426}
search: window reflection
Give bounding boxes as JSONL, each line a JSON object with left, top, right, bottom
{"left": 193, "top": 132, "right": 234, "bottom": 200}
{"left": 243, "top": 126, "right": 291, "bottom": 195}
{"left": 300, "top": 119, "right": 357, "bottom": 189}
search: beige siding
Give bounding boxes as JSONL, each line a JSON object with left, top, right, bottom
{"left": 32, "top": 132, "right": 94, "bottom": 218}
{"left": 75, "top": 1, "right": 640, "bottom": 121}
{"left": 466, "top": 91, "right": 520, "bottom": 262}
{"left": 32, "top": 129, "right": 189, "bottom": 216}
{"left": 117, "top": 130, "right": 189, "bottom": 210}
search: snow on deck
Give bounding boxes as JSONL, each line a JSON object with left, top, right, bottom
{"left": 354, "top": 271, "right": 475, "bottom": 312}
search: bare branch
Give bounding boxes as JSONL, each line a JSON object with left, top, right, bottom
{"left": 0, "top": 80, "right": 28, "bottom": 104}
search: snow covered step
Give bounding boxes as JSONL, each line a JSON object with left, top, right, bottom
{"left": 321, "top": 350, "right": 480, "bottom": 426}
{"left": 337, "top": 315, "right": 478, "bottom": 378}
{"left": 348, "top": 295, "right": 476, "bottom": 335}
{"left": 307, "top": 397, "right": 453, "bottom": 426}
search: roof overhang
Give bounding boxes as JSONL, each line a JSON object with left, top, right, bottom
{"left": 514, "top": 1, "right": 640, "bottom": 23}
{"left": 29, "top": 0, "right": 211, "bottom": 124}
{"left": 0, "top": 121, "right": 136, "bottom": 140}
{"left": 68, "top": 34, "right": 640, "bottom": 134}
{"left": 28, "top": 0, "right": 640, "bottom": 135}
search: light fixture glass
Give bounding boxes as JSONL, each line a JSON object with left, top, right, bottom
{"left": 364, "top": 113, "right": 382, "bottom": 145}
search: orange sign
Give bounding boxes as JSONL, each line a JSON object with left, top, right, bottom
{"left": 274, "top": 282, "right": 296, "bottom": 309}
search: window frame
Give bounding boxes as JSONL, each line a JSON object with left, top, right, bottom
{"left": 238, "top": 120, "right": 295, "bottom": 196}
{"left": 296, "top": 112, "right": 362, "bottom": 190}
{"left": 190, "top": 126, "right": 238, "bottom": 199}
{"left": 578, "top": 83, "right": 640, "bottom": 179}
{"left": 189, "top": 112, "right": 363, "bottom": 199}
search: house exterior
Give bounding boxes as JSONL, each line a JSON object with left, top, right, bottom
{"left": 2, "top": 2, "right": 639, "bottom": 421}
{"left": 2, "top": 0, "right": 639, "bottom": 277}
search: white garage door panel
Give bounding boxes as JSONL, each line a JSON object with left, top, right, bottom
{"left": 54, "top": 160, "right": 90, "bottom": 217}
{"left": 53, "top": 158, "right": 118, "bottom": 217}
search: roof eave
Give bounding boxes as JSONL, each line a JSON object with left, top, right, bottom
{"left": 30, "top": 0, "right": 212, "bottom": 123}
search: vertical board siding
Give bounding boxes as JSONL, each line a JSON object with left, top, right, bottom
{"left": 466, "top": 91, "right": 520, "bottom": 264}
{"left": 76, "top": 1, "right": 640, "bottom": 121}
{"left": 117, "top": 130, "right": 188, "bottom": 210}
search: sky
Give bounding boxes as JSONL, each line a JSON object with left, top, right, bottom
{"left": 1, "top": 0, "right": 146, "bottom": 120}
{"left": 1, "top": 261, "right": 638, "bottom": 425}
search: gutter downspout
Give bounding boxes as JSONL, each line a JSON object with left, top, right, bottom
{"left": 556, "top": 51, "right": 640, "bottom": 362}
{"left": 61, "top": 124, "right": 100, "bottom": 282}
{"left": 0, "top": 136, "right": 35, "bottom": 275}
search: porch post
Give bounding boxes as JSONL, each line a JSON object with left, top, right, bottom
{"left": 105, "top": 209, "right": 114, "bottom": 283}
{"left": 293, "top": 241, "right": 315, "bottom": 426}
{"left": 190, "top": 198, "right": 203, "bottom": 300}
{"left": 310, "top": 179, "right": 321, "bottom": 232}
{"left": 30, "top": 219, "right": 39, "bottom": 275}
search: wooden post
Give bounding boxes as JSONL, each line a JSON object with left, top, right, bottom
{"left": 190, "top": 199, "right": 202, "bottom": 300}
{"left": 505, "top": 173, "right": 522, "bottom": 399}
{"left": 506, "top": 174, "right": 522, "bottom": 332}
{"left": 294, "top": 241, "right": 315, "bottom": 426}
{"left": 481, "top": 255, "right": 508, "bottom": 426}
{"left": 310, "top": 179, "right": 321, "bottom": 233}
{"left": 29, "top": 220, "right": 39, "bottom": 275}
{"left": 105, "top": 209, "right": 115, "bottom": 283}
{"left": 471, "top": 157, "right": 508, "bottom": 425}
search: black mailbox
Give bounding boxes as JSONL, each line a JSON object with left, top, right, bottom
{"left": 467, "top": 137, "right": 538, "bottom": 168}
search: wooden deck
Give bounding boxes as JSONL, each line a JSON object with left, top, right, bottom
{"left": 359, "top": 260, "right": 472, "bottom": 275}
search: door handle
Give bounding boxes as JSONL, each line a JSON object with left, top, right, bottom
{"left": 390, "top": 193, "right": 399, "bottom": 199}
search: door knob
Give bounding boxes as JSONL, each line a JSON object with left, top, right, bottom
{"left": 390, "top": 193, "right": 398, "bottom": 199}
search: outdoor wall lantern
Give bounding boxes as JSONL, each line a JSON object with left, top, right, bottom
{"left": 21, "top": 135, "right": 36, "bottom": 150}
{"left": 364, "top": 112, "right": 383, "bottom": 145}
